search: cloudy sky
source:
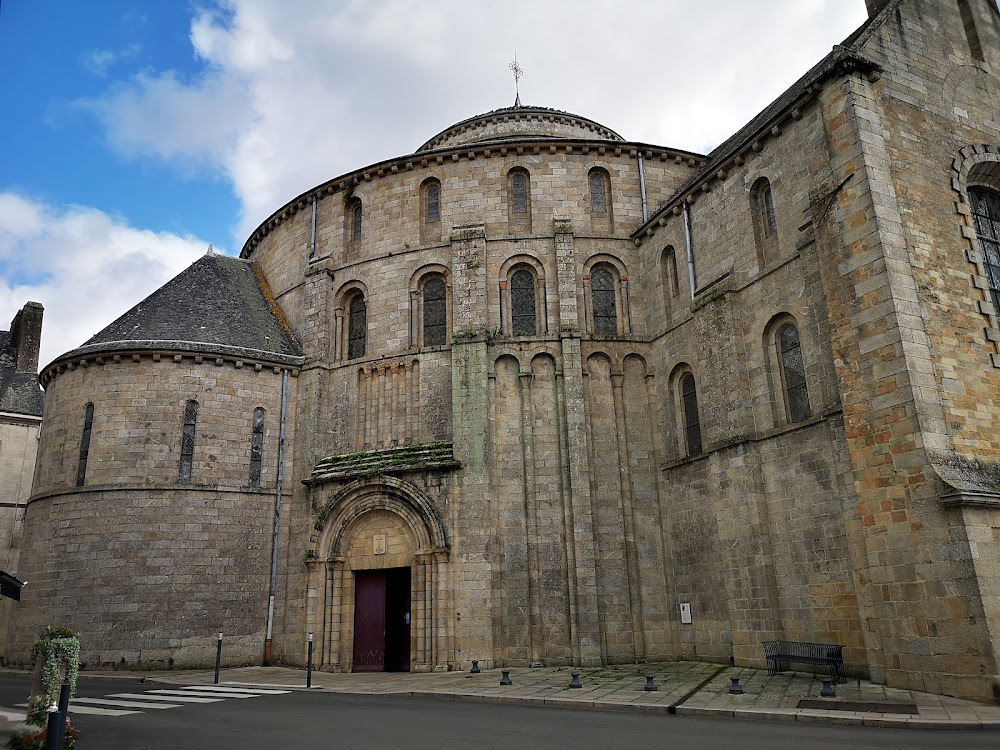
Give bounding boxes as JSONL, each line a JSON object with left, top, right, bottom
{"left": 0, "top": 0, "right": 870, "bottom": 368}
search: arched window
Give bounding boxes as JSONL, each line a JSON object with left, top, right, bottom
{"left": 591, "top": 266, "right": 618, "bottom": 335}
{"left": 590, "top": 170, "right": 608, "bottom": 213}
{"left": 426, "top": 182, "right": 440, "bottom": 223}
{"left": 76, "top": 402, "right": 94, "bottom": 487}
{"left": 348, "top": 199, "right": 363, "bottom": 242}
{"left": 510, "top": 269, "right": 537, "bottom": 336}
{"left": 660, "top": 246, "right": 680, "bottom": 316}
{"left": 423, "top": 277, "right": 447, "bottom": 346}
{"left": 511, "top": 172, "right": 527, "bottom": 214}
{"left": 751, "top": 177, "right": 777, "bottom": 266}
{"left": 249, "top": 407, "right": 265, "bottom": 487}
{"left": 778, "top": 324, "right": 811, "bottom": 423}
{"left": 421, "top": 178, "right": 442, "bottom": 244}
{"left": 969, "top": 186, "right": 1000, "bottom": 321}
{"left": 958, "top": 0, "right": 984, "bottom": 62}
{"left": 348, "top": 294, "right": 367, "bottom": 359}
{"left": 179, "top": 399, "right": 198, "bottom": 483}
{"left": 680, "top": 373, "right": 702, "bottom": 456}
{"left": 507, "top": 168, "right": 532, "bottom": 233}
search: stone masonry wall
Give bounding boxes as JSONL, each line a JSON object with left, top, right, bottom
{"left": 10, "top": 355, "right": 297, "bottom": 668}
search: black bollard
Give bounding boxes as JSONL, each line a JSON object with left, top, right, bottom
{"left": 820, "top": 679, "right": 836, "bottom": 698}
{"left": 44, "top": 681, "right": 70, "bottom": 750}
{"left": 569, "top": 672, "right": 582, "bottom": 689}
{"left": 306, "top": 632, "right": 314, "bottom": 689}
{"left": 470, "top": 660, "right": 480, "bottom": 674}
{"left": 500, "top": 670, "right": 512, "bottom": 686}
{"left": 728, "top": 676, "right": 744, "bottom": 695}
{"left": 214, "top": 632, "right": 223, "bottom": 684}
{"left": 644, "top": 675, "right": 658, "bottom": 692}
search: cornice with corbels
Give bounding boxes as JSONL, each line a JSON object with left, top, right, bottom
{"left": 40, "top": 346, "right": 302, "bottom": 388}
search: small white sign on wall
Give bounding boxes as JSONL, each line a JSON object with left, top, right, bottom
{"left": 680, "top": 602, "right": 692, "bottom": 624}
{"left": 373, "top": 534, "right": 387, "bottom": 555}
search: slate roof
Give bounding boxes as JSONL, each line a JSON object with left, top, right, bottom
{"left": 60, "top": 252, "right": 303, "bottom": 366}
{"left": 0, "top": 330, "right": 43, "bottom": 417}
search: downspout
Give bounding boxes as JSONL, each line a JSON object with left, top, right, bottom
{"left": 637, "top": 153, "right": 649, "bottom": 223}
{"left": 264, "top": 368, "right": 289, "bottom": 665}
{"left": 683, "top": 200, "right": 696, "bottom": 298}
{"left": 308, "top": 196, "right": 317, "bottom": 259}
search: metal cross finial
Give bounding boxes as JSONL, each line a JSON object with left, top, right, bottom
{"left": 509, "top": 55, "right": 523, "bottom": 107}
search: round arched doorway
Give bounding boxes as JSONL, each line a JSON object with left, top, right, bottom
{"left": 307, "top": 477, "right": 449, "bottom": 672}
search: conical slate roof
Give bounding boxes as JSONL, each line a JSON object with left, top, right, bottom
{"left": 64, "top": 252, "right": 303, "bottom": 364}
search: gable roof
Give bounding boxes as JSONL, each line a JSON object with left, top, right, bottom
{"left": 57, "top": 252, "right": 303, "bottom": 367}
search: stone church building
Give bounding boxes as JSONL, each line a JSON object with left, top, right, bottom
{"left": 8, "top": 0, "right": 1000, "bottom": 702}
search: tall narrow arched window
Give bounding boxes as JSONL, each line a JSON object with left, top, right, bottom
{"left": 681, "top": 373, "right": 702, "bottom": 456}
{"left": 420, "top": 178, "right": 442, "bottom": 244}
{"left": 179, "top": 399, "right": 198, "bottom": 483}
{"left": 348, "top": 294, "right": 367, "bottom": 359}
{"left": 507, "top": 168, "right": 532, "bottom": 233}
{"left": 249, "top": 407, "right": 265, "bottom": 487}
{"left": 590, "top": 170, "right": 607, "bottom": 212}
{"left": 423, "top": 277, "right": 447, "bottom": 346}
{"left": 958, "top": 0, "right": 984, "bottom": 61}
{"left": 76, "top": 402, "right": 94, "bottom": 487}
{"left": 511, "top": 269, "right": 537, "bottom": 336}
{"left": 778, "top": 324, "right": 811, "bottom": 423}
{"left": 969, "top": 187, "right": 1000, "bottom": 322}
{"left": 591, "top": 266, "right": 618, "bottom": 335}
{"left": 660, "top": 245, "right": 680, "bottom": 317}
{"left": 426, "top": 182, "right": 440, "bottom": 223}
{"left": 751, "top": 177, "right": 777, "bottom": 266}
{"left": 511, "top": 172, "right": 527, "bottom": 214}
{"left": 348, "top": 199, "right": 363, "bottom": 242}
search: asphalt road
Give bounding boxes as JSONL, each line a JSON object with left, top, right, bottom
{"left": 0, "top": 673, "right": 996, "bottom": 749}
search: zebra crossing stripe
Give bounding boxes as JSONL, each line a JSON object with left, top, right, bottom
{"left": 106, "top": 693, "right": 222, "bottom": 704}
{"left": 180, "top": 685, "right": 291, "bottom": 695}
{"left": 71, "top": 698, "right": 182, "bottom": 710}
{"left": 146, "top": 689, "right": 256, "bottom": 699}
{"left": 67, "top": 705, "right": 141, "bottom": 717}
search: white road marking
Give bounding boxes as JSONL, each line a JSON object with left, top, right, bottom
{"left": 179, "top": 685, "right": 291, "bottom": 695}
{"left": 106, "top": 693, "right": 222, "bottom": 704}
{"left": 145, "top": 689, "right": 255, "bottom": 699}
{"left": 67, "top": 705, "right": 141, "bottom": 717}
{"left": 72, "top": 698, "right": 181, "bottom": 710}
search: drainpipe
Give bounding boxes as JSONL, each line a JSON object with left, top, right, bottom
{"left": 637, "top": 152, "right": 649, "bottom": 223}
{"left": 683, "top": 200, "right": 696, "bottom": 297}
{"left": 308, "top": 196, "right": 317, "bottom": 259}
{"left": 264, "top": 368, "right": 289, "bottom": 665}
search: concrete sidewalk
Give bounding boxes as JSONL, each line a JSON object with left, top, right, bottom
{"left": 146, "top": 661, "right": 1000, "bottom": 730}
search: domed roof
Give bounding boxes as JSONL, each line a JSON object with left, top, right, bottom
{"left": 417, "top": 105, "right": 624, "bottom": 152}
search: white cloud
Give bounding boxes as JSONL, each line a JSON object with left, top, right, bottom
{"left": 0, "top": 192, "right": 209, "bottom": 369}
{"left": 81, "top": 44, "right": 141, "bottom": 77}
{"left": 80, "top": 0, "right": 868, "bottom": 243}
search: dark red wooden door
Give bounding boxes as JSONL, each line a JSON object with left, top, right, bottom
{"left": 352, "top": 571, "right": 386, "bottom": 672}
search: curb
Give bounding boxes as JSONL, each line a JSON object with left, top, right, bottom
{"left": 673, "top": 705, "right": 997, "bottom": 729}
{"left": 105, "top": 671, "right": 1000, "bottom": 730}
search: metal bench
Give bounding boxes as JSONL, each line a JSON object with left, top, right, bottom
{"left": 762, "top": 640, "right": 844, "bottom": 682}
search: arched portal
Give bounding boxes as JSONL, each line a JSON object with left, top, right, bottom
{"left": 306, "top": 476, "right": 449, "bottom": 673}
